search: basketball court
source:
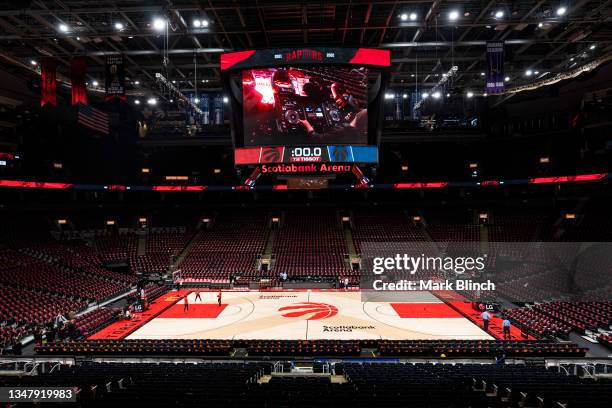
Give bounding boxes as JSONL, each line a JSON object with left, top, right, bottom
{"left": 95, "top": 290, "right": 495, "bottom": 341}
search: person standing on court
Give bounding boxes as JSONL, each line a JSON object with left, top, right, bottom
{"left": 502, "top": 317, "right": 511, "bottom": 339}
{"left": 183, "top": 294, "right": 189, "bottom": 312}
{"left": 481, "top": 310, "right": 491, "bottom": 332}
{"left": 217, "top": 290, "right": 222, "bottom": 307}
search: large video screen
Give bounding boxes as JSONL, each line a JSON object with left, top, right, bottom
{"left": 242, "top": 66, "right": 368, "bottom": 146}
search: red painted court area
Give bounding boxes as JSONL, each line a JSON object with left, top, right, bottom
{"left": 432, "top": 290, "right": 535, "bottom": 340}
{"left": 391, "top": 302, "right": 463, "bottom": 318}
{"left": 89, "top": 290, "right": 192, "bottom": 340}
{"left": 448, "top": 301, "right": 535, "bottom": 340}
{"left": 158, "top": 303, "right": 227, "bottom": 318}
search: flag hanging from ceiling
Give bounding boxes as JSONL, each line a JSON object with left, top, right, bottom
{"left": 213, "top": 95, "right": 224, "bottom": 125}
{"left": 486, "top": 41, "right": 505, "bottom": 94}
{"left": 71, "top": 57, "right": 88, "bottom": 106}
{"left": 40, "top": 58, "right": 57, "bottom": 107}
{"left": 105, "top": 55, "right": 125, "bottom": 101}
{"left": 77, "top": 104, "right": 109, "bottom": 135}
{"left": 201, "top": 94, "right": 210, "bottom": 125}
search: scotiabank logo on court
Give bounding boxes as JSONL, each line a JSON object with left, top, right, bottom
{"left": 278, "top": 302, "right": 338, "bottom": 320}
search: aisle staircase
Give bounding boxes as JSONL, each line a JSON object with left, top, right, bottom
{"left": 173, "top": 229, "right": 202, "bottom": 269}
{"left": 136, "top": 232, "right": 147, "bottom": 256}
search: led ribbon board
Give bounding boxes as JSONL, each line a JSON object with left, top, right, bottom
{"left": 221, "top": 48, "right": 391, "bottom": 71}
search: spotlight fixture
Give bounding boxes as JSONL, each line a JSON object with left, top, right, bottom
{"left": 495, "top": 10, "right": 504, "bottom": 18}
{"left": 114, "top": 22, "right": 124, "bottom": 30}
{"left": 134, "top": 99, "right": 141, "bottom": 105}
{"left": 147, "top": 98, "right": 157, "bottom": 106}
{"left": 480, "top": 72, "right": 485, "bottom": 76}
{"left": 422, "top": 92, "right": 429, "bottom": 99}
{"left": 466, "top": 91, "right": 474, "bottom": 98}
{"left": 483, "top": 92, "right": 488, "bottom": 97}
{"left": 30, "top": 60, "right": 37, "bottom": 66}
{"left": 134, "top": 80, "right": 140, "bottom": 85}
{"left": 538, "top": 22, "right": 544, "bottom": 28}
{"left": 589, "top": 44, "right": 596, "bottom": 50}
{"left": 152, "top": 17, "right": 166, "bottom": 31}
{"left": 402, "top": 94, "right": 408, "bottom": 99}
{"left": 504, "top": 76, "right": 510, "bottom": 82}
{"left": 58, "top": 23, "right": 69, "bottom": 33}
{"left": 193, "top": 19, "right": 209, "bottom": 28}
{"left": 556, "top": 6, "right": 567, "bottom": 16}
{"left": 400, "top": 13, "right": 408, "bottom": 21}
{"left": 525, "top": 69, "right": 533, "bottom": 76}
{"left": 223, "top": 96, "right": 229, "bottom": 103}
{"left": 432, "top": 91, "right": 441, "bottom": 99}
{"left": 409, "top": 12, "right": 417, "bottom": 21}
{"left": 194, "top": 98, "right": 200, "bottom": 104}
{"left": 92, "top": 80, "right": 99, "bottom": 87}
{"left": 446, "top": 93, "right": 450, "bottom": 97}
{"left": 169, "top": 99, "right": 174, "bottom": 103}
{"left": 448, "top": 10, "right": 460, "bottom": 21}
{"left": 534, "top": 71, "right": 540, "bottom": 75}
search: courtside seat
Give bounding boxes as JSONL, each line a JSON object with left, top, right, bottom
{"left": 74, "top": 308, "right": 119, "bottom": 337}
{"left": 377, "top": 339, "right": 586, "bottom": 357}
{"left": 36, "top": 339, "right": 233, "bottom": 355}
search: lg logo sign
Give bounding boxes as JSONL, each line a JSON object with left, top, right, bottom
{"left": 278, "top": 302, "right": 338, "bottom": 320}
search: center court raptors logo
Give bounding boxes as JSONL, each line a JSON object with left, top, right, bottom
{"left": 278, "top": 302, "right": 338, "bottom": 320}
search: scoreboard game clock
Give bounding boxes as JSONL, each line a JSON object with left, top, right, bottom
{"left": 222, "top": 47, "right": 389, "bottom": 171}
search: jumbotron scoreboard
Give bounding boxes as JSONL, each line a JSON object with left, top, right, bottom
{"left": 235, "top": 145, "right": 378, "bottom": 165}
{"left": 222, "top": 47, "right": 390, "bottom": 170}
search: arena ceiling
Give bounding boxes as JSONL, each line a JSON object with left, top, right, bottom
{"left": 0, "top": 0, "right": 610, "bottom": 98}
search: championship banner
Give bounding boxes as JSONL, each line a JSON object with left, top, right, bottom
{"left": 40, "top": 58, "right": 57, "bottom": 107}
{"left": 71, "top": 57, "right": 87, "bottom": 106}
{"left": 213, "top": 95, "right": 224, "bottom": 125}
{"left": 104, "top": 55, "right": 125, "bottom": 101}
{"left": 201, "top": 94, "right": 210, "bottom": 125}
{"left": 486, "top": 42, "right": 505, "bottom": 94}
